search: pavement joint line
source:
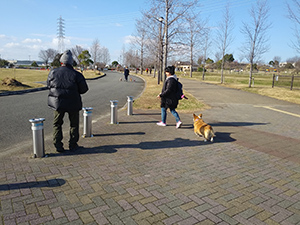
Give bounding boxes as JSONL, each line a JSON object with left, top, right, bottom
{"left": 254, "top": 105, "right": 300, "bottom": 118}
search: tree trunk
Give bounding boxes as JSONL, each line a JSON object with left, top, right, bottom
{"left": 221, "top": 59, "right": 225, "bottom": 84}
{"left": 249, "top": 63, "right": 253, "bottom": 88}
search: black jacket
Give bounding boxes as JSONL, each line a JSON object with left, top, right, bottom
{"left": 47, "top": 65, "right": 89, "bottom": 111}
{"left": 160, "top": 76, "right": 178, "bottom": 109}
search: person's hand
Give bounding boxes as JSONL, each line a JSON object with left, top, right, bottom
{"left": 157, "top": 94, "right": 161, "bottom": 99}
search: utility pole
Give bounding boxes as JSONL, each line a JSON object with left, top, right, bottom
{"left": 162, "top": 2, "right": 169, "bottom": 82}
{"left": 57, "top": 16, "right": 65, "bottom": 53}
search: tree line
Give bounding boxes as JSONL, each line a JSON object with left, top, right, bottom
{"left": 122, "top": 0, "right": 300, "bottom": 88}
{"left": 38, "top": 39, "right": 110, "bottom": 70}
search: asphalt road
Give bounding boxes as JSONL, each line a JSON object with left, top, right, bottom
{"left": 0, "top": 71, "right": 144, "bottom": 155}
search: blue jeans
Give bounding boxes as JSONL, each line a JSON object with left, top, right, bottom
{"left": 161, "top": 107, "right": 181, "bottom": 124}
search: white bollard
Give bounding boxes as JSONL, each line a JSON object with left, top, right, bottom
{"left": 110, "top": 100, "right": 118, "bottom": 124}
{"left": 82, "top": 107, "right": 93, "bottom": 138}
{"left": 29, "top": 118, "right": 45, "bottom": 158}
{"left": 127, "top": 96, "right": 133, "bottom": 116}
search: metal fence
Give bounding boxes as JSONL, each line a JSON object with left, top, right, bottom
{"left": 272, "top": 74, "right": 300, "bottom": 90}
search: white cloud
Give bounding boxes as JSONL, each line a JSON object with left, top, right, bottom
{"left": 22, "top": 38, "right": 42, "bottom": 43}
{"left": 124, "top": 35, "right": 135, "bottom": 44}
{"left": 0, "top": 34, "right": 6, "bottom": 39}
{"left": 5, "top": 42, "right": 20, "bottom": 48}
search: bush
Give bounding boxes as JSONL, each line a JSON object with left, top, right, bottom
{"left": 197, "top": 67, "right": 206, "bottom": 72}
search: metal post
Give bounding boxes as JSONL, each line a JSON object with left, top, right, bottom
{"left": 291, "top": 75, "right": 294, "bottom": 90}
{"left": 127, "top": 96, "right": 133, "bottom": 115}
{"left": 29, "top": 118, "right": 45, "bottom": 158}
{"left": 110, "top": 100, "right": 118, "bottom": 124}
{"left": 82, "top": 107, "right": 93, "bottom": 138}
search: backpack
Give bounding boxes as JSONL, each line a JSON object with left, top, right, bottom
{"left": 176, "top": 79, "right": 187, "bottom": 100}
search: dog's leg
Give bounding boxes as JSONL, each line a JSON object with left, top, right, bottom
{"left": 195, "top": 132, "right": 203, "bottom": 137}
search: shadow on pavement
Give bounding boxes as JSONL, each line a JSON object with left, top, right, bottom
{"left": 93, "top": 132, "right": 146, "bottom": 137}
{"left": 132, "top": 113, "right": 161, "bottom": 116}
{"left": 210, "top": 122, "right": 269, "bottom": 127}
{"left": 49, "top": 138, "right": 214, "bottom": 157}
{"left": 47, "top": 146, "right": 118, "bottom": 157}
{"left": 213, "top": 132, "right": 236, "bottom": 143}
{"left": 119, "top": 121, "right": 157, "bottom": 124}
{"left": 0, "top": 178, "right": 66, "bottom": 191}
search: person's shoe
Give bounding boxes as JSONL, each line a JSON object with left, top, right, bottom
{"left": 69, "top": 144, "right": 83, "bottom": 152}
{"left": 176, "top": 121, "right": 182, "bottom": 129}
{"left": 156, "top": 121, "right": 166, "bottom": 127}
{"left": 56, "top": 147, "right": 65, "bottom": 153}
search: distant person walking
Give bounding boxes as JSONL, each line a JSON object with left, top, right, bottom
{"left": 157, "top": 66, "right": 182, "bottom": 128}
{"left": 47, "top": 50, "right": 89, "bottom": 153}
{"left": 124, "top": 66, "right": 129, "bottom": 81}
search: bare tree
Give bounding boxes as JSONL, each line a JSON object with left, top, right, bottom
{"left": 273, "top": 56, "right": 281, "bottom": 69}
{"left": 202, "top": 28, "right": 212, "bottom": 80}
{"left": 71, "top": 45, "right": 85, "bottom": 65}
{"left": 39, "top": 48, "right": 58, "bottom": 67}
{"left": 287, "top": 0, "right": 300, "bottom": 53}
{"left": 181, "top": 12, "right": 204, "bottom": 78}
{"left": 100, "top": 47, "right": 110, "bottom": 66}
{"left": 133, "top": 18, "right": 148, "bottom": 74}
{"left": 241, "top": 0, "right": 271, "bottom": 87}
{"left": 90, "top": 39, "right": 101, "bottom": 70}
{"left": 124, "top": 49, "right": 139, "bottom": 68}
{"left": 216, "top": 3, "right": 234, "bottom": 84}
{"left": 145, "top": 0, "right": 199, "bottom": 80}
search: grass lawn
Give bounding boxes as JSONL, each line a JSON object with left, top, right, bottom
{"left": 133, "top": 74, "right": 206, "bottom": 113}
{"left": 176, "top": 71, "right": 300, "bottom": 105}
{"left": 0, "top": 68, "right": 101, "bottom": 92}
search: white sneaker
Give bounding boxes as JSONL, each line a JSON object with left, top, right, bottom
{"left": 176, "top": 121, "right": 182, "bottom": 129}
{"left": 156, "top": 121, "right": 166, "bottom": 126}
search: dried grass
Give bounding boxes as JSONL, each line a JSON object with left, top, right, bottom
{"left": 133, "top": 75, "right": 206, "bottom": 112}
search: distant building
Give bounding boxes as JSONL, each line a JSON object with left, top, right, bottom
{"left": 279, "top": 62, "right": 296, "bottom": 68}
{"left": 15, "top": 60, "right": 45, "bottom": 66}
{"left": 6, "top": 60, "right": 45, "bottom": 67}
{"left": 175, "top": 61, "right": 198, "bottom": 71}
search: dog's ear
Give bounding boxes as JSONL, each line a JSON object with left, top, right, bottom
{"left": 193, "top": 114, "right": 197, "bottom": 120}
{"left": 198, "top": 114, "right": 202, "bottom": 118}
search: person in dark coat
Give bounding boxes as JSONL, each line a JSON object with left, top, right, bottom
{"left": 157, "top": 66, "right": 182, "bottom": 128}
{"left": 47, "top": 50, "right": 89, "bottom": 152}
{"left": 124, "top": 66, "right": 129, "bottom": 81}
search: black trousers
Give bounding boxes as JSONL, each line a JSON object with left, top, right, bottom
{"left": 53, "top": 110, "right": 79, "bottom": 150}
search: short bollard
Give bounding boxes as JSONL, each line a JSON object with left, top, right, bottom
{"left": 82, "top": 107, "right": 93, "bottom": 138}
{"left": 29, "top": 118, "right": 45, "bottom": 158}
{"left": 110, "top": 100, "right": 118, "bottom": 124}
{"left": 127, "top": 96, "right": 133, "bottom": 116}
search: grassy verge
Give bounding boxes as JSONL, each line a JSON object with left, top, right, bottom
{"left": 177, "top": 71, "right": 300, "bottom": 105}
{"left": 133, "top": 74, "right": 206, "bottom": 113}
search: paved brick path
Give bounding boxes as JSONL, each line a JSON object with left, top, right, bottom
{"left": 1, "top": 79, "right": 300, "bottom": 224}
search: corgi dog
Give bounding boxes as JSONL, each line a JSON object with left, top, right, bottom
{"left": 119, "top": 78, "right": 123, "bottom": 81}
{"left": 193, "top": 113, "right": 215, "bottom": 142}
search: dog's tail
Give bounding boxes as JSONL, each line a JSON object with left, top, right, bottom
{"left": 204, "top": 126, "right": 215, "bottom": 142}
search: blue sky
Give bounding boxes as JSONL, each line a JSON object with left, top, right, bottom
{"left": 0, "top": 0, "right": 296, "bottom": 64}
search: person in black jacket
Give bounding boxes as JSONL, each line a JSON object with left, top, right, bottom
{"left": 124, "top": 66, "right": 129, "bottom": 81}
{"left": 157, "top": 66, "right": 182, "bottom": 128}
{"left": 47, "top": 50, "right": 89, "bottom": 152}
